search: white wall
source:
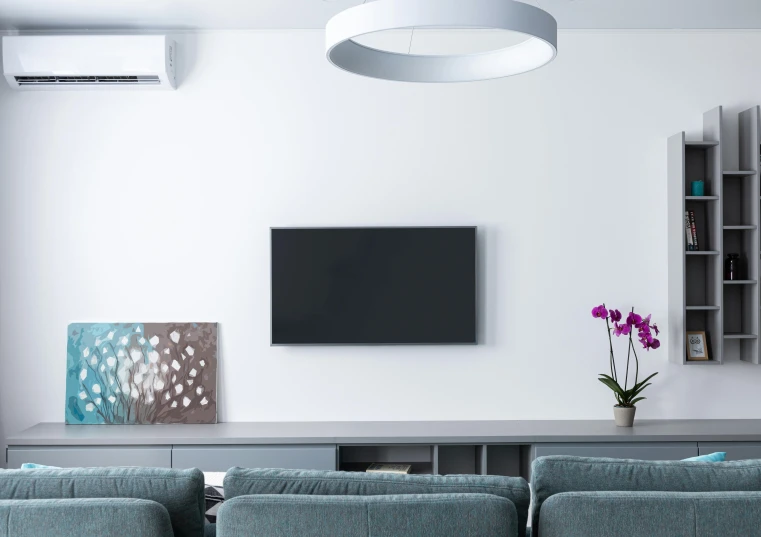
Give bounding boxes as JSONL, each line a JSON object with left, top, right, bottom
{"left": 2, "top": 30, "right": 761, "bottom": 452}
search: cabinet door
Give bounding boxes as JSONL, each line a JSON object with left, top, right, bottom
{"left": 699, "top": 442, "right": 761, "bottom": 461}
{"left": 7, "top": 446, "right": 171, "bottom": 469}
{"left": 534, "top": 442, "right": 698, "bottom": 461}
{"left": 171, "top": 445, "right": 337, "bottom": 472}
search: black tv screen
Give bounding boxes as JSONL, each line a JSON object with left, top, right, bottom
{"left": 271, "top": 227, "right": 477, "bottom": 345}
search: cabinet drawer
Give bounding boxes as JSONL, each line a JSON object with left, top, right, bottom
{"left": 171, "top": 445, "right": 337, "bottom": 472}
{"left": 534, "top": 442, "right": 698, "bottom": 461}
{"left": 7, "top": 447, "right": 171, "bottom": 469}
{"left": 699, "top": 442, "right": 761, "bottom": 461}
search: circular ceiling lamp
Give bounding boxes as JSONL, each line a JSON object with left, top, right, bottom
{"left": 326, "top": 0, "right": 557, "bottom": 83}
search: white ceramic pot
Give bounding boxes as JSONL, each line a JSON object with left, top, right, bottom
{"left": 613, "top": 405, "right": 636, "bottom": 427}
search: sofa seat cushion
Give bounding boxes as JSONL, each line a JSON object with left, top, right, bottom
{"left": 0, "top": 498, "right": 173, "bottom": 537}
{"left": 217, "top": 493, "right": 516, "bottom": 537}
{"left": 538, "top": 491, "right": 761, "bottom": 537}
{"left": 531, "top": 456, "right": 761, "bottom": 535}
{"left": 0, "top": 467, "right": 205, "bottom": 537}
{"left": 224, "top": 468, "right": 530, "bottom": 533}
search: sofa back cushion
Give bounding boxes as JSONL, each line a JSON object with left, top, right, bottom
{"left": 218, "top": 493, "right": 516, "bottom": 537}
{"left": 531, "top": 456, "right": 761, "bottom": 535}
{"left": 538, "top": 491, "right": 761, "bottom": 537}
{"left": 225, "top": 468, "right": 530, "bottom": 533}
{"left": 0, "top": 467, "right": 205, "bottom": 537}
{"left": 0, "top": 498, "right": 174, "bottom": 537}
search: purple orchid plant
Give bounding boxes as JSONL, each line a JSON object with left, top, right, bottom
{"left": 592, "top": 304, "right": 660, "bottom": 408}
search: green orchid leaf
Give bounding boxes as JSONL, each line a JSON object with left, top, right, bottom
{"left": 629, "top": 383, "right": 652, "bottom": 398}
{"left": 598, "top": 377, "right": 622, "bottom": 390}
{"left": 598, "top": 374, "right": 622, "bottom": 386}
{"left": 632, "top": 373, "right": 658, "bottom": 391}
{"left": 598, "top": 378, "right": 625, "bottom": 397}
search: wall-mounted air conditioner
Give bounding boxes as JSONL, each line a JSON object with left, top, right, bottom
{"left": 2, "top": 35, "right": 177, "bottom": 90}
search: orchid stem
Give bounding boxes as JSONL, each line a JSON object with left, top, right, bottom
{"left": 604, "top": 306, "right": 617, "bottom": 382}
{"left": 624, "top": 307, "right": 634, "bottom": 391}
{"left": 630, "top": 338, "right": 640, "bottom": 387}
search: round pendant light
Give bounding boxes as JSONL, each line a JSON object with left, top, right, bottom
{"left": 326, "top": 0, "right": 557, "bottom": 83}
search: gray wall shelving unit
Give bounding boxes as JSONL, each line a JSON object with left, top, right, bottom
{"left": 739, "top": 106, "right": 761, "bottom": 364}
{"left": 669, "top": 106, "right": 761, "bottom": 365}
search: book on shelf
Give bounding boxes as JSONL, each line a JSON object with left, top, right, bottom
{"left": 366, "top": 463, "right": 412, "bottom": 474}
{"left": 689, "top": 210, "right": 699, "bottom": 250}
{"left": 685, "top": 211, "right": 694, "bottom": 251}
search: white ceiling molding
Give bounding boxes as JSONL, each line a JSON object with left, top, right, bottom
{"left": 2, "top": 0, "right": 761, "bottom": 31}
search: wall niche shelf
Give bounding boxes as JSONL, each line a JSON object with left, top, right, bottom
{"left": 724, "top": 171, "right": 757, "bottom": 177}
{"left": 668, "top": 106, "right": 761, "bottom": 365}
{"left": 685, "top": 140, "right": 719, "bottom": 148}
{"left": 724, "top": 333, "right": 758, "bottom": 339}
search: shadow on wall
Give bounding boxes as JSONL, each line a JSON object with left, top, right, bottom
{"left": 216, "top": 323, "right": 225, "bottom": 423}
{"left": 477, "top": 227, "right": 488, "bottom": 346}
{"left": 0, "top": 276, "right": 5, "bottom": 468}
{"left": 477, "top": 226, "right": 503, "bottom": 348}
{"left": 0, "top": 395, "right": 4, "bottom": 469}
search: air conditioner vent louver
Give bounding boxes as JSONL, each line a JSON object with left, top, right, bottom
{"left": 15, "top": 75, "right": 161, "bottom": 86}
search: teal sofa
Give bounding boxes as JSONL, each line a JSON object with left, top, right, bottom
{"left": 6, "top": 458, "right": 761, "bottom": 537}
{"left": 219, "top": 468, "right": 531, "bottom": 537}
{"left": 532, "top": 456, "right": 761, "bottom": 537}
{"left": 0, "top": 467, "right": 206, "bottom": 537}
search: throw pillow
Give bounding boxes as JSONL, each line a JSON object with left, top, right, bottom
{"left": 204, "top": 485, "right": 224, "bottom": 523}
{"left": 682, "top": 452, "right": 727, "bottom": 462}
{"left": 203, "top": 471, "right": 225, "bottom": 523}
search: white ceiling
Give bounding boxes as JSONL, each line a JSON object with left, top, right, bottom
{"left": 0, "top": 0, "right": 760, "bottom": 31}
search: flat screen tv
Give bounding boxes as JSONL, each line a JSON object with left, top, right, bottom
{"left": 271, "top": 227, "right": 477, "bottom": 345}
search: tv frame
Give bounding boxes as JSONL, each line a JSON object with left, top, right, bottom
{"left": 270, "top": 226, "right": 478, "bottom": 346}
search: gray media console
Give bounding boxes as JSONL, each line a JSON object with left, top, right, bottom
{"left": 7, "top": 420, "right": 761, "bottom": 478}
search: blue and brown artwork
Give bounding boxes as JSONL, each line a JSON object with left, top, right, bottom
{"left": 66, "top": 323, "right": 218, "bottom": 424}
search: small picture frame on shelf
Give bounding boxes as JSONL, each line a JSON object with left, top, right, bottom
{"left": 686, "top": 331, "right": 710, "bottom": 361}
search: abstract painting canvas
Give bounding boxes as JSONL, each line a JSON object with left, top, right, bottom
{"left": 66, "top": 323, "right": 218, "bottom": 424}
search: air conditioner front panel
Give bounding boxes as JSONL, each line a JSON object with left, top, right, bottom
{"left": 2, "top": 35, "right": 177, "bottom": 90}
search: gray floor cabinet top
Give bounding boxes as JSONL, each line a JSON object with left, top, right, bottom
{"left": 8, "top": 420, "right": 761, "bottom": 446}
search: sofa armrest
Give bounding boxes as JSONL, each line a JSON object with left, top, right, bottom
{"left": 538, "top": 491, "right": 761, "bottom": 537}
{"left": 0, "top": 498, "right": 174, "bottom": 537}
{"left": 217, "top": 493, "right": 517, "bottom": 537}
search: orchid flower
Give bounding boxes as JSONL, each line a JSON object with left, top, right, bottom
{"left": 593, "top": 304, "right": 659, "bottom": 408}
